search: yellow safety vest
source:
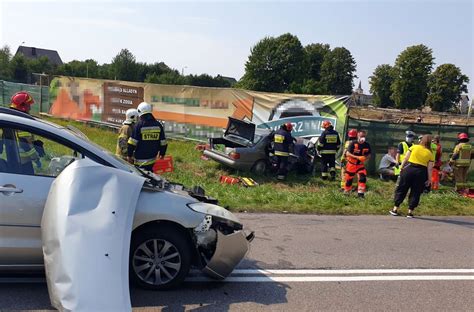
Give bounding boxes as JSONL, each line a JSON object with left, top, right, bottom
{"left": 399, "top": 142, "right": 410, "bottom": 163}
{"left": 453, "top": 143, "right": 472, "bottom": 167}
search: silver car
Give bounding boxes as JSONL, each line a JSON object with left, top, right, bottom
{"left": 0, "top": 107, "right": 253, "bottom": 290}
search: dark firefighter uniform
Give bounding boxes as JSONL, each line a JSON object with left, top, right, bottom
{"left": 345, "top": 141, "right": 371, "bottom": 196}
{"left": 127, "top": 114, "right": 167, "bottom": 171}
{"left": 317, "top": 127, "right": 341, "bottom": 180}
{"left": 272, "top": 127, "right": 294, "bottom": 180}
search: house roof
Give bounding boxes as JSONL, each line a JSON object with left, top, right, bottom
{"left": 15, "top": 46, "right": 63, "bottom": 65}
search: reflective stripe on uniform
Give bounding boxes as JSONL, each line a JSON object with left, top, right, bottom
{"left": 17, "top": 131, "right": 33, "bottom": 138}
{"left": 135, "top": 158, "right": 156, "bottom": 166}
{"left": 274, "top": 151, "right": 289, "bottom": 156}
{"left": 160, "top": 139, "right": 167, "bottom": 146}
{"left": 128, "top": 137, "right": 138, "bottom": 146}
{"left": 320, "top": 150, "right": 337, "bottom": 154}
{"left": 325, "top": 134, "right": 338, "bottom": 143}
{"left": 274, "top": 134, "right": 285, "bottom": 144}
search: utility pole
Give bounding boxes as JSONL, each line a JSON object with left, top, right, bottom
{"left": 32, "top": 73, "right": 49, "bottom": 113}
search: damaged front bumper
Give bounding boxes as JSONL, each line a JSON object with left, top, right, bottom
{"left": 202, "top": 229, "right": 254, "bottom": 279}
{"left": 190, "top": 205, "right": 254, "bottom": 280}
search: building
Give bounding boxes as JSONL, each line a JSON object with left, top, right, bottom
{"left": 15, "top": 46, "right": 63, "bottom": 66}
{"left": 351, "top": 81, "right": 373, "bottom": 106}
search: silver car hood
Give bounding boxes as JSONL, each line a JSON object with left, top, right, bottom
{"left": 41, "top": 159, "right": 145, "bottom": 312}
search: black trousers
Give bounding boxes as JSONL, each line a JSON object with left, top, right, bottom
{"left": 276, "top": 156, "right": 289, "bottom": 176}
{"left": 320, "top": 154, "right": 336, "bottom": 179}
{"left": 394, "top": 164, "right": 428, "bottom": 210}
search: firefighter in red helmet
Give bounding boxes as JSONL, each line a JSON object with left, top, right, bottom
{"left": 10, "top": 91, "right": 35, "bottom": 114}
{"left": 317, "top": 120, "right": 341, "bottom": 180}
{"left": 271, "top": 122, "right": 295, "bottom": 180}
{"left": 449, "top": 133, "right": 473, "bottom": 193}
{"left": 8, "top": 91, "right": 44, "bottom": 174}
{"left": 340, "top": 129, "right": 358, "bottom": 190}
{"left": 344, "top": 130, "right": 372, "bottom": 198}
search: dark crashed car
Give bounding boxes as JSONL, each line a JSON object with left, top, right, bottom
{"left": 203, "top": 117, "right": 315, "bottom": 174}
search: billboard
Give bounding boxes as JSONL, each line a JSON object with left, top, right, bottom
{"left": 49, "top": 76, "right": 349, "bottom": 138}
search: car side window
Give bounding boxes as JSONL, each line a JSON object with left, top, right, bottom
{"left": 11, "top": 129, "right": 84, "bottom": 177}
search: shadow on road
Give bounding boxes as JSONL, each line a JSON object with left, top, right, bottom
{"left": 415, "top": 217, "right": 474, "bottom": 229}
{"left": 130, "top": 260, "right": 289, "bottom": 311}
{"left": 0, "top": 261, "right": 289, "bottom": 311}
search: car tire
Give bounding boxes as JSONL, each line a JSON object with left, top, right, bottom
{"left": 130, "top": 225, "right": 192, "bottom": 290}
{"left": 251, "top": 159, "right": 268, "bottom": 174}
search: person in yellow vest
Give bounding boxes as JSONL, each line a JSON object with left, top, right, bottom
{"left": 340, "top": 128, "right": 358, "bottom": 190}
{"left": 116, "top": 108, "right": 138, "bottom": 159}
{"left": 449, "top": 133, "right": 473, "bottom": 193}
{"left": 395, "top": 130, "right": 416, "bottom": 165}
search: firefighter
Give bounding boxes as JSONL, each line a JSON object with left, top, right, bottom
{"left": 317, "top": 120, "right": 341, "bottom": 180}
{"left": 396, "top": 130, "right": 416, "bottom": 165}
{"left": 127, "top": 102, "right": 167, "bottom": 171}
{"left": 431, "top": 135, "right": 443, "bottom": 190}
{"left": 10, "top": 91, "right": 44, "bottom": 174}
{"left": 272, "top": 122, "right": 295, "bottom": 181}
{"left": 340, "top": 128, "right": 358, "bottom": 190}
{"left": 116, "top": 108, "right": 138, "bottom": 159}
{"left": 449, "top": 133, "right": 473, "bottom": 193}
{"left": 344, "top": 130, "right": 371, "bottom": 198}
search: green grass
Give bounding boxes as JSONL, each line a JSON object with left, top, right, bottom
{"left": 43, "top": 117, "right": 474, "bottom": 216}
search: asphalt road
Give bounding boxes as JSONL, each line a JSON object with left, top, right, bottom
{"left": 1, "top": 214, "right": 473, "bottom": 311}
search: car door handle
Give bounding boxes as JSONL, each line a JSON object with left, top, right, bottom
{"left": 0, "top": 185, "right": 24, "bottom": 194}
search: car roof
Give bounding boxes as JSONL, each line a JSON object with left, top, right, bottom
{"left": 0, "top": 109, "right": 126, "bottom": 170}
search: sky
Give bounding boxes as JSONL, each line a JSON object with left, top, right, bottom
{"left": 1, "top": 0, "right": 473, "bottom": 98}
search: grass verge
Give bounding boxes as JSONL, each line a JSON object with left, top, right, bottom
{"left": 44, "top": 117, "right": 474, "bottom": 216}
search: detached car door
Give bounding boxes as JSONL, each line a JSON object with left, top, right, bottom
{"left": 0, "top": 125, "right": 83, "bottom": 265}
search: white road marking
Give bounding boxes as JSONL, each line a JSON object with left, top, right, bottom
{"left": 2, "top": 269, "right": 473, "bottom": 284}
{"left": 228, "top": 269, "right": 474, "bottom": 275}
{"left": 186, "top": 275, "right": 474, "bottom": 283}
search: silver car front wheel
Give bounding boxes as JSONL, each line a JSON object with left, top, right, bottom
{"left": 130, "top": 225, "right": 191, "bottom": 290}
{"left": 132, "top": 239, "right": 181, "bottom": 286}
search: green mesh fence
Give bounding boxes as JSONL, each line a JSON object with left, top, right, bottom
{"left": 0, "top": 80, "right": 50, "bottom": 115}
{"left": 346, "top": 117, "right": 474, "bottom": 174}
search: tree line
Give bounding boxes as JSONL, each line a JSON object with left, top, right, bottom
{"left": 0, "top": 46, "right": 234, "bottom": 88}
{"left": 369, "top": 44, "right": 469, "bottom": 112}
{"left": 0, "top": 36, "right": 470, "bottom": 113}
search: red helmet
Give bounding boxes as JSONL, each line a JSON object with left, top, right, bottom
{"left": 348, "top": 129, "right": 358, "bottom": 138}
{"left": 284, "top": 122, "right": 293, "bottom": 132}
{"left": 458, "top": 133, "right": 469, "bottom": 140}
{"left": 322, "top": 120, "right": 332, "bottom": 129}
{"left": 11, "top": 91, "right": 35, "bottom": 113}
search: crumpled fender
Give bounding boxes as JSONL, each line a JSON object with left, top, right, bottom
{"left": 41, "top": 159, "right": 145, "bottom": 312}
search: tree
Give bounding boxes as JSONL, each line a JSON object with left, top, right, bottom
{"left": 29, "top": 56, "right": 52, "bottom": 75}
{"left": 305, "top": 43, "right": 330, "bottom": 82}
{"left": 111, "top": 49, "right": 138, "bottom": 81}
{"left": 425, "top": 64, "right": 469, "bottom": 112}
{"left": 145, "top": 71, "right": 186, "bottom": 85}
{"left": 319, "top": 47, "right": 357, "bottom": 94}
{"left": 391, "top": 44, "right": 434, "bottom": 109}
{"left": 240, "top": 33, "right": 305, "bottom": 92}
{"left": 186, "top": 74, "right": 232, "bottom": 87}
{"left": 369, "top": 64, "right": 395, "bottom": 107}
{"left": 0, "top": 45, "right": 12, "bottom": 80}
{"left": 9, "top": 54, "right": 29, "bottom": 83}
